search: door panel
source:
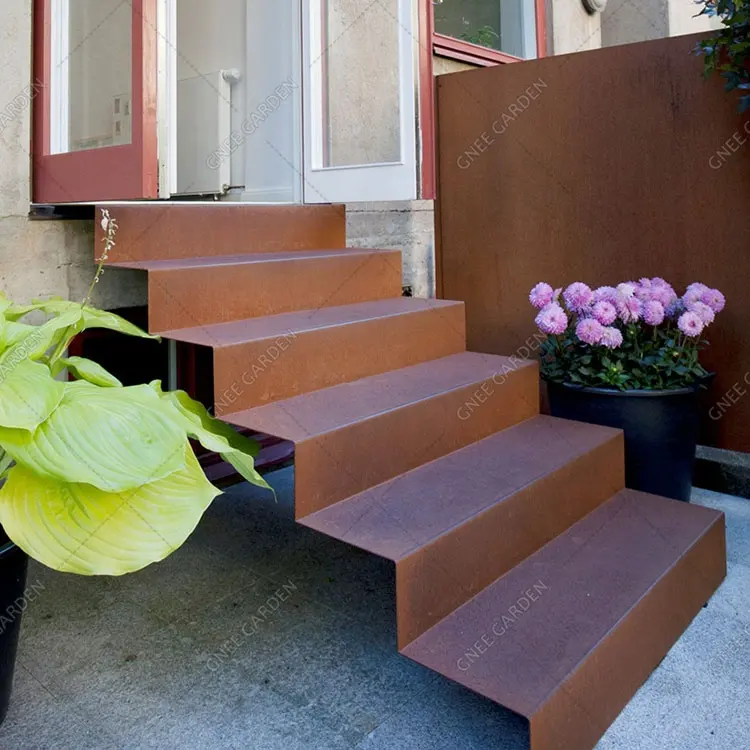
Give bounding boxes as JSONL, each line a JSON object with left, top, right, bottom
{"left": 33, "top": 0, "right": 161, "bottom": 202}
{"left": 302, "top": 0, "right": 419, "bottom": 203}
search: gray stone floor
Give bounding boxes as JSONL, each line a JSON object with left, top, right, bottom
{"left": 0, "top": 468, "right": 747, "bottom": 750}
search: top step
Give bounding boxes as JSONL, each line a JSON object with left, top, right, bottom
{"left": 95, "top": 203, "right": 346, "bottom": 263}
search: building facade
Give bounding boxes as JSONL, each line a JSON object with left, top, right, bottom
{"left": 1, "top": 0, "right": 719, "bottom": 308}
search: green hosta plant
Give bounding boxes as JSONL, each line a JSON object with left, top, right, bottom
{"left": 0, "top": 211, "right": 270, "bottom": 576}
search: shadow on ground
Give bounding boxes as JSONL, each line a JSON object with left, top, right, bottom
{"left": 0, "top": 467, "right": 529, "bottom": 750}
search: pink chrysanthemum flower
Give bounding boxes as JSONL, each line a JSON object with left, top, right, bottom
{"left": 535, "top": 303, "right": 569, "bottom": 335}
{"left": 600, "top": 327, "right": 624, "bottom": 349}
{"left": 643, "top": 300, "right": 665, "bottom": 326}
{"left": 634, "top": 284, "right": 653, "bottom": 302}
{"left": 683, "top": 282, "right": 709, "bottom": 306}
{"left": 563, "top": 282, "right": 594, "bottom": 313}
{"left": 651, "top": 284, "right": 677, "bottom": 308}
{"left": 678, "top": 311, "right": 704, "bottom": 338}
{"left": 617, "top": 295, "right": 642, "bottom": 324}
{"left": 700, "top": 288, "right": 726, "bottom": 314}
{"left": 575, "top": 318, "right": 605, "bottom": 345}
{"left": 592, "top": 300, "right": 617, "bottom": 326}
{"left": 617, "top": 282, "right": 637, "bottom": 299}
{"left": 529, "top": 282, "right": 554, "bottom": 309}
{"left": 689, "top": 301, "right": 715, "bottom": 325}
{"left": 593, "top": 286, "right": 618, "bottom": 304}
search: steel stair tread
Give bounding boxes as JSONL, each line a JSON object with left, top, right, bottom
{"left": 159, "top": 297, "right": 463, "bottom": 348}
{"left": 110, "top": 247, "right": 399, "bottom": 271}
{"left": 299, "top": 415, "right": 622, "bottom": 560}
{"left": 401, "top": 488, "right": 724, "bottom": 720}
{"left": 224, "top": 351, "right": 536, "bottom": 439}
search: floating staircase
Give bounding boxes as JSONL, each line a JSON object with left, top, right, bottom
{"left": 100, "top": 203, "right": 726, "bottom": 750}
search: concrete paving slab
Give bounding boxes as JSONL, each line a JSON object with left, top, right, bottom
{"left": 0, "top": 472, "right": 746, "bottom": 750}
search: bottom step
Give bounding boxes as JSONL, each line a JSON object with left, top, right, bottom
{"left": 402, "top": 489, "right": 726, "bottom": 750}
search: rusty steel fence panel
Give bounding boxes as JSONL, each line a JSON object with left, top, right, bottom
{"left": 435, "top": 32, "right": 750, "bottom": 452}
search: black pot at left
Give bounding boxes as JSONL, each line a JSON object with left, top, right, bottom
{"left": 0, "top": 527, "right": 27, "bottom": 727}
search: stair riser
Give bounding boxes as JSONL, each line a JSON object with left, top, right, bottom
{"left": 395, "top": 433, "right": 625, "bottom": 649}
{"left": 96, "top": 204, "right": 346, "bottom": 263}
{"left": 147, "top": 251, "right": 403, "bottom": 333}
{"left": 213, "top": 305, "right": 467, "bottom": 413}
{"left": 294, "top": 364, "right": 540, "bottom": 518}
{"left": 531, "top": 515, "right": 726, "bottom": 750}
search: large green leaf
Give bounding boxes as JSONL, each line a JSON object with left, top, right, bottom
{"left": 0, "top": 382, "right": 186, "bottom": 491}
{"left": 153, "top": 384, "right": 272, "bottom": 494}
{"left": 0, "top": 307, "right": 82, "bottom": 363}
{"left": 0, "top": 320, "right": 37, "bottom": 351}
{"left": 0, "top": 359, "right": 65, "bottom": 431}
{"left": 58, "top": 356, "right": 123, "bottom": 388}
{"left": 0, "top": 446, "right": 221, "bottom": 575}
{"left": 6, "top": 299, "right": 158, "bottom": 341}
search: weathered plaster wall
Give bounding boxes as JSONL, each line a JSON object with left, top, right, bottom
{"left": 0, "top": 0, "right": 145, "bottom": 309}
{"left": 433, "top": 55, "right": 478, "bottom": 76}
{"left": 602, "top": 0, "right": 720, "bottom": 47}
{"left": 668, "top": 0, "right": 721, "bottom": 37}
{"left": 549, "top": 0, "right": 601, "bottom": 54}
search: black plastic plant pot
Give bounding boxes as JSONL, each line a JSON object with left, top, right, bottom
{"left": 547, "top": 382, "right": 705, "bottom": 502}
{"left": 0, "top": 527, "right": 28, "bottom": 727}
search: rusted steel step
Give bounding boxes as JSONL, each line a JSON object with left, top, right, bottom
{"left": 402, "top": 489, "right": 726, "bottom": 750}
{"left": 95, "top": 203, "right": 346, "bottom": 263}
{"left": 162, "top": 298, "right": 466, "bottom": 412}
{"left": 111, "top": 248, "right": 403, "bottom": 332}
{"left": 226, "top": 352, "right": 540, "bottom": 517}
{"left": 302, "top": 415, "right": 625, "bottom": 647}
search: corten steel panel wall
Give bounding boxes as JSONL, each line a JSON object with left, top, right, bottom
{"left": 435, "top": 32, "right": 750, "bottom": 452}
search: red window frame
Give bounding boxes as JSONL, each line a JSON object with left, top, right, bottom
{"left": 32, "top": 0, "right": 159, "bottom": 203}
{"left": 419, "top": 0, "right": 547, "bottom": 199}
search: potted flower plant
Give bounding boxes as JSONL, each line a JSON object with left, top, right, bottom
{"left": 530, "top": 278, "right": 725, "bottom": 502}
{"left": 0, "top": 211, "right": 269, "bottom": 725}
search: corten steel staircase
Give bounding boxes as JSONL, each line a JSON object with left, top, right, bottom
{"left": 101, "top": 203, "right": 727, "bottom": 750}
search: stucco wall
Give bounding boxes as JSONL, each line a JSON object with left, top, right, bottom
{"left": 0, "top": 0, "right": 145, "bottom": 309}
{"left": 602, "top": 0, "right": 721, "bottom": 47}
{"left": 433, "top": 55, "right": 479, "bottom": 76}
{"left": 601, "top": 0, "right": 669, "bottom": 46}
{"left": 668, "top": 0, "right": 721, "bottom": 37}
{"left": 549, "top": 0, "right": 601, "bottom": 54}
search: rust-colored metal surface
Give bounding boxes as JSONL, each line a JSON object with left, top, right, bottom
{"left": 403, "top": 489, "right": 726, "bottom": 750}
{"left": 163, "top": 298, "right": 467, "bottom": 412}
{"left": 230, "top": 352, "right": 539, "bottom": 517}
{"left": 434, "top": 32, "right": 750, "bottom": 452}
{"left": 95, "top": 203, "right": 347, "bottom": 262}
{"left": 114, "top": 248, "right": 402, "bottom": 332}
{"left": 394, "top": 421, "right": 624, "bottom": 648}
{"left": 303, "top": 416, "right": 624, "bottom": 648}
{"left": 104, "top": 201, "right": 727, "bottom": 750}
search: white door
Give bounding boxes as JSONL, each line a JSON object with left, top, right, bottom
{"left": 301, "top": 0, "right": 419, "bottom": 203}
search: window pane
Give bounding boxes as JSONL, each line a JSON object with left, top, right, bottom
{"left": 64, "top": 0, "right": 132, "bottom": 153}
{"left": 434, "top": 0, "right": 537, "bottom": 59}
{"left": 319, "top": 0, "right": 401, "bottom": 168}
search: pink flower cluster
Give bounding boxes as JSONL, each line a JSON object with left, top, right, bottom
{"left": 529, "top": 278, "right": 725, "bottom": 348}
